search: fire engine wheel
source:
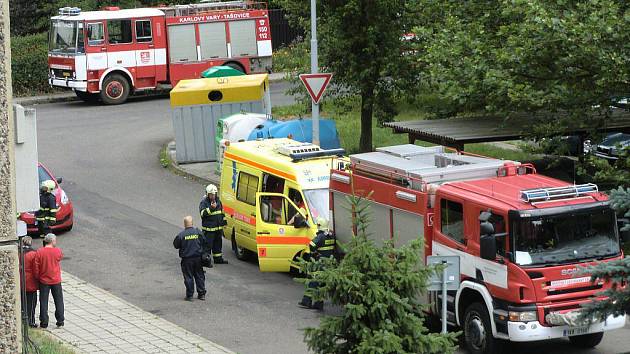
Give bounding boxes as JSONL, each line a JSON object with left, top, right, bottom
{"left": 74, "top": 90, "right": 99, "bottom": 103}
{"left": 231, "top": 230, "right": 250, "bottom": 261}
{"left": 569, "top": 332, "right": 604, "bottom": 348}
{"left": 224, "top": 62, "right": 245, "bottom": 73}
{"left": 100, "top": 74, "right": 130, "bottom": 105}
{"left": 463, "top": 302, "right": 503, "bottom": 354}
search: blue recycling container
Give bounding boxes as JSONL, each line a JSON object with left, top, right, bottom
{"left": 247, "top": 118, "right": 341, "bottom": 150}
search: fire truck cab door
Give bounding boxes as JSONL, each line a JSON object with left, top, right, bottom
{"left": 255, "top": 192, "right": 312, "bottom": 272}
{"left": 133, "top": 18, "right": 156, "bottom": 80}
{"left": 105, "top": 19, "right": 137, "bottom": 71}
{"left": 85, "top": 21, "right": 108, "bottom": 72}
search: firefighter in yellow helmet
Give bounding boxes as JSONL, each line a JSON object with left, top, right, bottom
{"left": 36, "top": 180, "right": 58, "bottom": 236}
{"left": 199, "top": 184, "right": 228, "bottom": 265}
{"left": 298, "top": 217, "right": 336, "bottom": 310}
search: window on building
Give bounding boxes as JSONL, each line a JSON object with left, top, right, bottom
{"left": 440, "top": 199, "right": 465, "bottom": 244}
{"left": 167, "top": 24, "right": 197, "bottom": 62}
{"left": 87, "top": 23, "right": 104, "bottom": 45}
{"left": 108, "top": 19, "right": 133, "bottom": 44}
{"left": 135, "top": 20, "right": 152, "bottom": 43}
{"left": 237, "top": 172, "right": 258, "bottom": 205}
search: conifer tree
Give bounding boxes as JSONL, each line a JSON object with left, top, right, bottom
{"left": 297, "top": 196, "right": 458, "bottom": 354}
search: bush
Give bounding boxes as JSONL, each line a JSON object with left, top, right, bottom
{"left": 11, "top": 33, "right": 56, "bottom": 96}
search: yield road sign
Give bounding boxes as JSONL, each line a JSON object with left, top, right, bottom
{"left": 299, "top": 73, "right": 332, "bottom": 104}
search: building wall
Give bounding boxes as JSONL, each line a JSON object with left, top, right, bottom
{"left": 0, "top": 0, "right": 22, "bottom": 351}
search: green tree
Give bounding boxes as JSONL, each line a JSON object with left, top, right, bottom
{"left": 417, "top": 1, "right": 630, "bottom": 119}
{"left": 580, "top": 187, "right": 630, "bottom": 321}
{"left": 296, "top": 196, "right": 458, "bottom": 354}
{"left": 274, "top": 0, "right": 419, "bottom": 152}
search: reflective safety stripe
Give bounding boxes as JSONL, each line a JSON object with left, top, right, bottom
{"left": 201, "top": 208, "right": 211, "bottom": 217}
{"left": 45, "top": 217, "right": 57, "bottom": 221}
{"left": 309, "top": 241, "right": 316, "bottom": 247}
{"left": 318, "top": 246, "right": 334, "bottom": 251}
{"left": 40, "top": 208, "right": 50, "bottom": 211}
{"left": 50, "top": 208, "right": 60, "bottom": 213}
{"left": 324, "top": 239, "right": 335, "bottom": 245}
{"left": 36, "top": 217, "right": 46, "bottom": 221}
{"left": 213, "top": 253, "right": 223, "bottom": 257}
{"left": 210, "top": 210, "right": 224, "bottom": 216}
{"left": 202, "top": 226, "right": 222, "bottom": 232}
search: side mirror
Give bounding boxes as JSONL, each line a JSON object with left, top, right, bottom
{"left": 56, "top": 177, "right": 63, "bottom": 184}
{"left": 294, "top": 215, "right": 308, "bottom": 228}
{"left": 480, "top": 221, "right": 494, "bottom": 236}
{"left": 618, "top": 218, "right": 630, "bottom": 244}
{"left": 480, "top": 235, "right": 497, "bottom": 261}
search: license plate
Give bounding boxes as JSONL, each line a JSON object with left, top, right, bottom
{"left": 563, "top": 326, "right": 589, "bottom": 337}
{"left": 63, "top": 72, "right": 71, "bottom": 77}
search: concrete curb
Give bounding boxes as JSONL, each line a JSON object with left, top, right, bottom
{"left": 162, "top": 141, "right": 219, "bottom": 186}
{"left": 16, "top": 73, "right": 288, "bottom": 106}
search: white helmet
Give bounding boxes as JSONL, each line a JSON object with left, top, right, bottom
{"left": 316, "top": 217, "right": 329, "bottom": 232}
{"left": 206, "top": 184, "right": 218, "bottom": 194}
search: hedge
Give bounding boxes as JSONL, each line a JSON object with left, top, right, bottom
{"left": 11, "top": 32, "right": 56, "bottom": 96}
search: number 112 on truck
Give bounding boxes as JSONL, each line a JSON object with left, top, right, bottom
{"left": 48, "top": 2, "right": 272, "bottom": 104}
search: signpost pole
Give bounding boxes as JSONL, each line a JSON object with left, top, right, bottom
{"left": 441, "top": 262, "right": 448, "bottom": 334}
{"left": 310, "top": 0, "right": 320, "bottom": 146}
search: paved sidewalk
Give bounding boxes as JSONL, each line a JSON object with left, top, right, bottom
{"left": 41, "top": 272, "right": 233, "bottom": 353}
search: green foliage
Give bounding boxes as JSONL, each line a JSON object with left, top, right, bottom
{"left": 579, "top": 186, "right": 630, "bottom": 321}
{"left": 275, "top": 0, "right": 420, "bottom": 151}
{"left": 579, "top": 257, "right": 630, "bottom": 322}
{"left": 296, "top": 195, "right": 458, "bottom": 354}
{"left": 11, "top": 33, "right": 57, "bottom": 96}
{"left": 29, "top": 328, "right": 76, "bottom": 354}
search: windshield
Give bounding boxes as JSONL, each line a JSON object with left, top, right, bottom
{"left": 49, "top": 20, "right": 80, "bottom": 54}
{"left": 512, "top": 207, "right": 619, "bottom": 266}
{"left": 304, "top": 189, "right": 329, "bottom": 223}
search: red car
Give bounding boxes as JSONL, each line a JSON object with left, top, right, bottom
{"left": 20, "top": 163, "right": 74, "bottom": 235}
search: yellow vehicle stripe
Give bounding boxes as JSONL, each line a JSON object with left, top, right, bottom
{"left": 224, "top": 152, "right": 296, "bottom": 182}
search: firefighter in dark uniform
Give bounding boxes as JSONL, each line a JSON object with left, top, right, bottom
{"left": 199, "top": 184, "right": 228, "bottom": 264}
{"left": 36, "top": 180, "right": 58, "bottom": 237}
{"left": 173, "top": 216, "right": 206, "bottom": 301}
{"left": 298, "top": 217, "right": 336, "bottom": 310}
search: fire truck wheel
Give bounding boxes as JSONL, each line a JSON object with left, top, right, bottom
{"left": 74, "top": 90, "right": 99, "bottom": 103}
{"left": 464, "top": 302, "right": 503, "bottom": 354}
{"left": 231, "top": 230, "right": 250, "bottom": 261}
{"left": 569, "top": 332, "right": 604, "bottom": 348}
{"left": 225, "top": 62, "right": 245, "bottom": 73}
{"left": 100, "top": 73, "right": 130, "bottom": 105}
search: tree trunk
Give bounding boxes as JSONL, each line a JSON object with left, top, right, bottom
{"left": 359, "top": 85, "right": 375, "bottom": 152}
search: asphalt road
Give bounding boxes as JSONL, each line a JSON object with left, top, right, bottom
{"left": 31, "top": 81, "right": 629, "bottom": 354}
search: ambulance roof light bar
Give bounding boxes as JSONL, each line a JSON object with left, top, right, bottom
{"left": 59, "top": 7, "right": 81, "bottom": 16}
{"left": 520, "top": 183, "right": 599, "bottom": 203}
{"left": 289, "top": 148, "right": 346, "bottom": 161}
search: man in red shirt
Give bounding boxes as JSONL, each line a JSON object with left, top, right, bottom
{"left": 20, "top": 236, "right": 39, "bottom": 327}
{"left": 34, "top": 233, "right": 64, "bottom": 328}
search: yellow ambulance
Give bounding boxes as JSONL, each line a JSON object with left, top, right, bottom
{"left": 219, "top": 138, "right": 345, "bottom": 272}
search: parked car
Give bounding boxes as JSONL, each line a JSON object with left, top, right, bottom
{"left": 19, "top": 163, "right": 74, "bottom": 235}
{"left": 592, "top": 132, "right": 630, "bottom": 161}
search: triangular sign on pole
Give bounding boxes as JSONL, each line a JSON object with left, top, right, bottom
{"left": 299, "top": 73, "right": 333, "bottom": 104}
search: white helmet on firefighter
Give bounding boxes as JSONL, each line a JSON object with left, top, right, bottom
{"left": 45, "top": 180, "right": 56, "bottom": 191}
{"left": 316, "top": 217, "right": 329, "bottom": 232}
{"left": 206, "top": 184, "right": 218, "bottom": 195}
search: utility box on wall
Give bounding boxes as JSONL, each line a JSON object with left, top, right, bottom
{"left": 170, "top": 74, "right": 272, "bottom": 163}
{"left": 13, "top": 104, "right": 39, "bottom": 213}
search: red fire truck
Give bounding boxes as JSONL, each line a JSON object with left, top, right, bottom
{"left": 48, "top": 2, "right": 272, "bottom": 104}
{"left": 328, "top": 144, "right": 626, "bottom": 354}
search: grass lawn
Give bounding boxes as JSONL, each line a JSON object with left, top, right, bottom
{"left": 28, "top": 328, "right": 76, "bottom": 354}
{"left": 272, "top": 100, "right": 535, "bottom": 161}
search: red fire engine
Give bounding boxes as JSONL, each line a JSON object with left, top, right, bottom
{"left": 48, "top": 2, "right": 272, "bottom": 104}
{"left": 329, "top": 144, "right": 626, "bottom": 354}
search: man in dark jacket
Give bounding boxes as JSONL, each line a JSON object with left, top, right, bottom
{"left": 36, "top": 180, "right": 58, "bottom": 237}
{"left": 299, "top": 217, "right": 336, "bottom": 310}
{"left": 173, "top": 216, "right": 206, "bottom": 301}
{"left": 199, "top": 184, "right": 228, "bottom": 264}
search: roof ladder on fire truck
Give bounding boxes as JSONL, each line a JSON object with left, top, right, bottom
{"left": 520, "top": 183, "right": 599, "bottom": 203}
{"left": 276, "top": 142, "right": 345, "bottom": 161}
{"left": 173, "top": 1, "right": 249, "bottom": 16}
